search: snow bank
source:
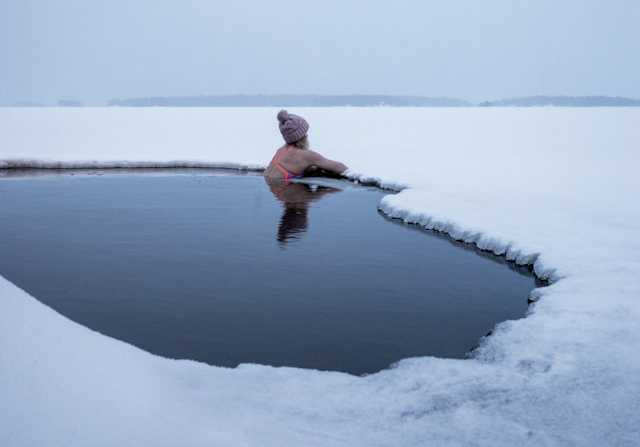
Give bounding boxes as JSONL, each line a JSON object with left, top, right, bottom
{"left": 1, "top": 107, "right": 639, "bottom": 446}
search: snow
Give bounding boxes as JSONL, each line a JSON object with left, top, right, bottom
{"left": 1, "top": 107, "right": 639, "bottom": 446}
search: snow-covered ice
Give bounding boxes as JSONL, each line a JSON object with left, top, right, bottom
{"left": 1, "top": 107, "right": 639, "bottom": 446}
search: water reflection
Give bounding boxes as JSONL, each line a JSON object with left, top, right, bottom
{"left": 265, "top": 178, "right": 342, "bottom": 248}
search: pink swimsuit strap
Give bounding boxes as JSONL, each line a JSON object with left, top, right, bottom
{"left": 270, "top": 147, "right": 302, "bottom": 179}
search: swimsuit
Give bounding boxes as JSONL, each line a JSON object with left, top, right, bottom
{"left": 269, "top": 147, "right": 303, "bottom": 179}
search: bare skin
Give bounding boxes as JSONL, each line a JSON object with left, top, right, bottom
{"left": 263, "top": 144, "right": 347, "bottom": 179}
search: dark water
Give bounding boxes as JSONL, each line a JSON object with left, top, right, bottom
{"left": 0, "top": 169, "right": 539, "bottom": 375}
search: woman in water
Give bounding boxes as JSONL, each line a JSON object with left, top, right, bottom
{"left": 263, "top": 110, "right": 348, "bottom": 179}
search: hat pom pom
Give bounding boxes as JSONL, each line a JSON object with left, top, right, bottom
{"left": 277, "top": 109, "right": 289, "bottom": 124}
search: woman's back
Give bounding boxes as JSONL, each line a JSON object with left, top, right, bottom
{"left": 264, "top": 146, "right": 347, "bottom": 179}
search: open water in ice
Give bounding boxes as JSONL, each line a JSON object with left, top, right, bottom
{"left": 0, "top": 169, "right": 540, "bottom": 375}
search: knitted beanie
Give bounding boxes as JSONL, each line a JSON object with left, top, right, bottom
{"left": 277, "top": 110, "right": 309, "bottom": 144}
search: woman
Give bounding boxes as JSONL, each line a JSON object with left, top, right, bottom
{"left": 263, "top": 110, "right": 348, "bottom": 179}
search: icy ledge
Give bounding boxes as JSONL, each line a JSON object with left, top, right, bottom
{"left": 0, "top": 158, "right": 264, "bottom": 171}
{"left": 378, "top": 191, "right": 547, "bottom": 280}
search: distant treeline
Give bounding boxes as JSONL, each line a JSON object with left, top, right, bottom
{"left": 479, "top": 96, "right": 640, "bottom": 107}
{"left": 9, "top": 94, "right": 640, "bottom": 108}
{"left": 107, "top": 94, "right": 472, "bottom": 107}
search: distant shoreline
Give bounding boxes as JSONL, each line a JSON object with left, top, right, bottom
{"left": 6, "top": 94, "right": 640, "bottom": 107}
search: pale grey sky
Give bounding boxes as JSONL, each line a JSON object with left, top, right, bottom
{"left": 1, "top": 0, "right": 638, "bottom": 105}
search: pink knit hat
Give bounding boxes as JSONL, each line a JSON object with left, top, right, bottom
{"left": 277, "top": 110, "right": 309, "bottom": 144}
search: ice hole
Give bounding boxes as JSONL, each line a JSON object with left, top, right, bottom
{"left": 0, "top": 169, "right": 542, "bottom": 375}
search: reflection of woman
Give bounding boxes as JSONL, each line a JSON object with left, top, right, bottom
{"left": 263, "top": 110, "right": 348, "bottom": 180}
{"left": 265, "top": 179, "right": 342, "bottom": 247}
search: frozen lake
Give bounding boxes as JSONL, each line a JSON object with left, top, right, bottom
{"left": 0, "top": 169, "right": 538, "bottom": 375}
{"left": 2, "top": 107, "right": 638, "bottom": 446}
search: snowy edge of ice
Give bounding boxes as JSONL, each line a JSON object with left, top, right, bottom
{"left": 0, "top": 160, "right": 410, "bottom": 192}
{"left": 376, "top": 200, "right": 548, "bottom": 281}
{"left": 0, "top": 158, "right": 264, "bottom": 171}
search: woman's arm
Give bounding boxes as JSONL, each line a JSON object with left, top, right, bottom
{"left": 303, "top": 150, "right": 348, "bottom": 174}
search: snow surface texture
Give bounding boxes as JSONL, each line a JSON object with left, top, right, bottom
{"left": 1, "top": 107, "right": 639, "bottom": 446}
